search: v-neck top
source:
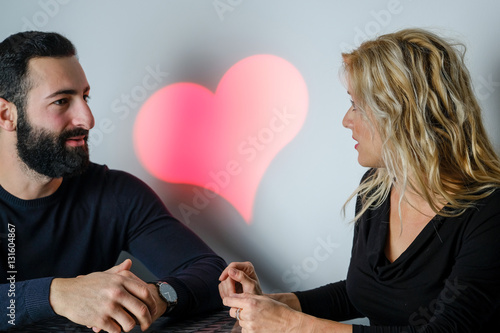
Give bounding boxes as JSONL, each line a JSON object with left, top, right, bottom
{"left": 295, "top": 173, "right": 500, "bottom": 332}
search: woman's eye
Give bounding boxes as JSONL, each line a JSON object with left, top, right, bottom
{"left": 350, "top": 99, "right": 357, "bottom": 110}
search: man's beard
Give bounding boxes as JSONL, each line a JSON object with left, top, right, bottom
{"left": 16, "top": 110, "right": 90, "bottom": 178}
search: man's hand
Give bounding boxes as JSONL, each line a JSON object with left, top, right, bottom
{"left": 115, "top": 267, "right": 168, "bottom": 324}
{"left": 49, "top": 259, "right": 163, "bottom": 333}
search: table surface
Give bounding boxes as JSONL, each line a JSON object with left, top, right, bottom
{"left": 6, "top": 309, "right": 240, "bottom": 333}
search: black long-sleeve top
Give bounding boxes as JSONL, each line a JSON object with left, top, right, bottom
{"left": 0, "top": 162, "right": 226, "bottom": 330}
{"left": 295, "top": 181, "right": 500, "bottom": 332}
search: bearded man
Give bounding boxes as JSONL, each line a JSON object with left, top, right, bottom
{"left": 0, "top": 31, "right": 225, "bottom": 333}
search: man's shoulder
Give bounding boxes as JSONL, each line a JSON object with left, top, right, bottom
{"left": 77, "top": 162, "right": 154, "bottom": 196}
{"left": 77, "top": 162, "right": 167, "bottom": 214}
{"left": 80, "top": 162, "right": 136, "bottom": 182}
{"left": 82, "top": 161, "right": 108, "bottom": 176}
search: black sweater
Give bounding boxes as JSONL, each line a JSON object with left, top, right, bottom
{"left": 0, "top": 163, "right": 226, "bottom": 330}
{"left": 295, "top": 182, "right": 500, "bottom": 332}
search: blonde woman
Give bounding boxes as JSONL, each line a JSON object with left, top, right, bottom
{"left": 220, "top": 28, "right": 500, "bottom": 332}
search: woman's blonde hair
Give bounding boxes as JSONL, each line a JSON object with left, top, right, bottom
{"left": 342, "top": 28, "right": 500, "bottom": 221}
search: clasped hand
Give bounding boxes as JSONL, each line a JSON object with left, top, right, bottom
{"left": 219, "top": 262, "right": 303, "bottom": 333}
{"left": 49, "top": 259, "right": 166, "bottom": 333}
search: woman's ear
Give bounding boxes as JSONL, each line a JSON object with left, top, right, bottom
{"left": 0, "top": 98, "right": 17, "bottom": 132}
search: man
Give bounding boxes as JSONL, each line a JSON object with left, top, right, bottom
{"left": 0, "top": 31, "right": 226, "bottom": 332}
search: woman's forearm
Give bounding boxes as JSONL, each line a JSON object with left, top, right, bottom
{"left": 267, "top": 293, "right": 353, "bottom": 333}
{"left": 267, "top": 292, "right": 302, "bottom": 311}
{"left": 305, "top": 315, "right": 353, "bottom": 333}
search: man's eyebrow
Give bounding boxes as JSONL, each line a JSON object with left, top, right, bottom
{"left": 45, "top": 86, "right": 90, "bottom": 99}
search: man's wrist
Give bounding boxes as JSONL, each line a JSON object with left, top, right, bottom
{"left": 154, "top": 282, "right": 178, "bottom": 315}
{"left": 49, "top": 278, "right": 67, "bottom": 316}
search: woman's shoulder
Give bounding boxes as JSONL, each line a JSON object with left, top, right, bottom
{"left": 455, "top": 188, "right": 500, "bottom": 237}
{"left": 472, "top": 188, "right": 500, "bottom": 214}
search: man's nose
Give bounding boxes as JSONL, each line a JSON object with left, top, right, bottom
{"left": 72, "top": 99, "right": 95, "bottom": 130}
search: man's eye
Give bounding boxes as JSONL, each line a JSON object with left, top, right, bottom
{"left": 53, "top": 98, "right": 68, "bottom": 106}
{"left": 84, "top": 95, "right": 91, "bottom": 103}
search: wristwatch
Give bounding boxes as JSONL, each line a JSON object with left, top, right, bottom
{"left": 156, "top": 282, "right": 178, "bottom": 313}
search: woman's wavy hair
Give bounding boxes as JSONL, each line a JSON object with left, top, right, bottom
{"left": 342, "top": 28, "right": 500, "bottom": 221}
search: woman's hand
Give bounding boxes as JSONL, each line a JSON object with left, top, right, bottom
{"left": 219, "top": 262, "right": 352, "bottom": 333}
{"left": 223, "top": 293, "right": 304, "bottom": 333}
{"left": 219, "top": 261, "right": 263, "bottom": 298}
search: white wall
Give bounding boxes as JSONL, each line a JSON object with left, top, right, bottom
{"left": 2, "top": 0, "right": 499, "bottom": 299}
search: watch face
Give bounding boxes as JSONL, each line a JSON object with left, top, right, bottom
{"left": 159, "top": 283, "right": 178, "bottom": 302}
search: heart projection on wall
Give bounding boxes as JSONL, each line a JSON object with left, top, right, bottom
{"left": 133, "top": 54, "right": 308, "bottom": 223}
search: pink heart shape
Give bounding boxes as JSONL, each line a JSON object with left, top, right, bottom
{"left": 133, "top": 54, "right": 308, "bottom": 223}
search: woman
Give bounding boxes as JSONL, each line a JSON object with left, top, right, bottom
{"left": 219, "top": 28, "right": 500, "bottom": 332}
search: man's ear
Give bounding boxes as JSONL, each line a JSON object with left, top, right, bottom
{"left": 0, "top": 98, "right": 17, "bottom": 131}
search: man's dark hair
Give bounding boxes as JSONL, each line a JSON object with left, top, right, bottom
{"left": 0, "top": 31, "right": 76, "bottom": 110}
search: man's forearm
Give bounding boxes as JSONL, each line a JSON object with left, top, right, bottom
{"left": 0, "top": 277, "right": 55, "bottom": 330}
{"left": 159, "top": 254, "right": 226, "bottom": 316}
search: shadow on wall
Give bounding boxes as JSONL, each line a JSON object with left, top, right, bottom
{"left": 150, "top": 182, "right": 293, "bottom": 289}
{"left": 115, "top": 180, "right": 272, "bottom": 281}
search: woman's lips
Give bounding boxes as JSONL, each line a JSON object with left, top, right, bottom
{"left": 352, "top": 136, "right": 358, "bottom": 150}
